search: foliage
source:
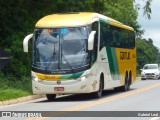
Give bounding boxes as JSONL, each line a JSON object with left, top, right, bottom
{"left": 0, "top": 88, "right": 30, "bottom": 101}
{"left": 136, "top": 38, "right": 159, "bottom": 71}
{"left": 143, "top": 0, "right": 152, "bottom": 19}
{"left": 0, "top": 72, "right": 31, "bottom": 90}
{"left": 0, "top": 72, "right": 32, "bottom": 101}
{"left": 134, "top": 0, "right": 152, "bottom": 19}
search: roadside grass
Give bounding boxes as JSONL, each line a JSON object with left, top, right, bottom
{"left": 137, "top": 74, "right": 141, "bottom": 77}
{"left": 0, "top": 75, "right": 32, "bottom": 101}
{"left": 0, "top": 89, "right": 30, "bottom": 101}
{"left": 136, "top": 70, "right": 141, "bottom": 77}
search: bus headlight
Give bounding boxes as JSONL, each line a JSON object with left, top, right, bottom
{"left": 81, "top": 76, "right": 86, "bottom": 81}
{"left": 33, "top": 77, "right": 39, "bottom": 82}
{"left": 31, "top": 72, "right": 39, "bottom": 82}
{"left": 76, "top": 76, "right": 86, "bottom": 81}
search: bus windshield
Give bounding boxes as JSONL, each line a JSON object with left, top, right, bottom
{"left": 32, "top": 26, "right": 90, "bottom": 73}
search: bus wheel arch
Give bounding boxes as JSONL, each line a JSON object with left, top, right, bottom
{"left": 92, "top": 72, "right": 104, "bottom": 98}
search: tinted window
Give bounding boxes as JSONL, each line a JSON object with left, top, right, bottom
{"left": 91, "top": 21, "right": 99, "bottom": 62}
{"left": 100, "top": 21, "right": 135, "bottom": 49}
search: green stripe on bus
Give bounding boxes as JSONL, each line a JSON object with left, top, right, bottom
{"left": 106, "top": 47, "right": 120, "bottom": 80}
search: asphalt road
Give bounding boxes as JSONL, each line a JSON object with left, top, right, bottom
{"left": 1, "top": 78, "right": 160, "bottom": 120}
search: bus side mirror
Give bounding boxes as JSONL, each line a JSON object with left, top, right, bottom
{"left": 88, "top": 31, "right": 96, "bottom": 50}
{"left": 23, "top": 34, "right": 33, "bottom": 52}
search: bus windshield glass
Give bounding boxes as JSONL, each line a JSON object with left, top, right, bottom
{"left": 32, "top": 26, "right": 90, "bottom": 73}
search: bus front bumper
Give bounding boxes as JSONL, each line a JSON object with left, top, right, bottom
{"left": 32, "top": 78, "right": 93, "bottom": 94}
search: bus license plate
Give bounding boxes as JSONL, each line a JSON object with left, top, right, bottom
{"left": 54, "top": 87, "right": 64, "bottom": 91}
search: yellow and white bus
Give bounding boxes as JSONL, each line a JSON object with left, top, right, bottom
{"left": 23, "top": 12, "right": 136, "bottom": 101}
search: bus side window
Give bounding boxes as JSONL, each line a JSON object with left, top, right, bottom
{"left": 100, "top": 22, "right": 105, "bottom": 50}
{"left": 128, "top": 31, "right": 135, "bottom": 48}
{"left": 100, "top": 22, "right": 110, "bottom": 50}
{"left": 105, "top": 25, "right": 112, "bottom": 46}
{"left": 110, "top": 26, "right": 121, "bottom": 47}
{"left": 91, "top": 21, "right": 99, "bottom": 62}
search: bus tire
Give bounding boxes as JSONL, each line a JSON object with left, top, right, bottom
{"left": 93, "top": 76, "right": 103, "bottom": 98}
{"left": 46, "top": 94, "right": 56, "bottom": 101}
{"left": 120, "top": 74, "right": 130, "bottom": 92}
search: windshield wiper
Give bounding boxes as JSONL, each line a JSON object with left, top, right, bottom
{"left": 59, "top": 32, "right": 76, "bottom": 74}
{"left": 45, "top": 43, "right": 57, "bottom": 70}
{"left": 61, "top": 53, "right": 75, "bottom": 74}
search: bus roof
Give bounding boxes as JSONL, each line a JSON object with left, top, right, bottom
{"left": 35, "top": 12, "right": 134, "bottom": 31}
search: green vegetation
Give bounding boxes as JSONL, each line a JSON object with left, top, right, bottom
{"left": 0, "top": 73, "right": 32, "bottom": 101}
{"left": 0, "top": 0, "right": 158, "bottom": 101}
{"left": 136, "top": 38, "right": 160, "bottom": 73}
{"left": 0, "top": 89, "right": 30, "bottom": 101}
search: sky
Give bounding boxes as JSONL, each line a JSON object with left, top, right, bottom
{"left": 136, "top": 0, "right": 160, "bottom": 49}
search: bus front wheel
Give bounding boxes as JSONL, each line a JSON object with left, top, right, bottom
{"left": 93, "top": 77, "right": 103, "bottom": 98}
{"left": 46, "top": 94, "right": 56, "bottom": 101}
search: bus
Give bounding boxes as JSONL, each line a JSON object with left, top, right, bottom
{"left": 23, "top": 12, "right": 136, "bottom": 101}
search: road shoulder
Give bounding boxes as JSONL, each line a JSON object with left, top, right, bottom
{"left": 0, "top": 94, "right": 45, "bottom": 106}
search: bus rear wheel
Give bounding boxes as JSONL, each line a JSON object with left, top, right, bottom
{"left": 46, "top": 94, "right": 56, "bottom": 101}
{"left": 120, "top": 74, "right": 130, "bottom": 91}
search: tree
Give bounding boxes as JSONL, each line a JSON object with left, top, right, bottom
{"left": 136, "top": 38, "right": 159, "bottom": 70}
{"left": 156, "top": 53, "right": 160, "bottom": 64}
{"left": 134, "top": 0, "right": 152, "bottom": 19}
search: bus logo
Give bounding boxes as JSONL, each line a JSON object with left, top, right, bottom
{"left": 120, "top": 52, "right": 130, "bottom": 60}
{"left": 57, "top": 80, "right": 61, "bottom": 85}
